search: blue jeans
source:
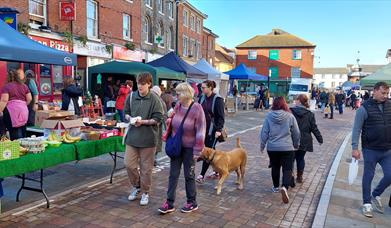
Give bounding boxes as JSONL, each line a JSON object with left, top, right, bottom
{"left": 362, "top": 148, "right": 391, "bottom": 204}
{"left": 294, "top": 150, "right": 307, "bottom": 172}
{"left": 337, "top": 103, "right": 343, "bottom": 114}
{"left": 117, "top": 109, "right": 124, "bottom": 122}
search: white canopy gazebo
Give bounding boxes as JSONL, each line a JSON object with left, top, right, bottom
{"left": 193, "top": 58, "right": 230, "bottom": 97}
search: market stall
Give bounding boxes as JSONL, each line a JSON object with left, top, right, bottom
{"left": 0, "top": 20, "right": 76, "bottom": 100}
{"left": 148, "top": 52, "right": 207, "bottom": 94}
{"left": 193, "top": 58, "right": 229, "bottom": 97}
{"left": 88, "top": 60, "right": 185, "bottom": 95}
{"left": 224, "top": 63, "right": 268, "bottom": 110}
{"left": 360, "top": 63, "right": 391, "bottom": 90}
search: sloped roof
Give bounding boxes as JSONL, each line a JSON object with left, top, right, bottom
{"left": 215, "top": 51, "right": 234, "bottom": 65}
{"left": 314, "top": 68, "right": 348, "bottom": 74}
{"left": 236, "top": 29, "right": 315, "bottom": 49}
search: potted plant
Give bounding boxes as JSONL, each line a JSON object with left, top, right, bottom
{"left": 17, "top": 23, "right": 30, "bottom": 35}
{"left": 77, "top": 35, "right": 88, "bottom": 47}
{"left": 125, "top": 42, "right": 135, "bottom": 50}
{"left": 62, "top": 31, "right": 74, "bottom": 47}
{"left": 105, "top": 44, "right": 113, "bottom": 54}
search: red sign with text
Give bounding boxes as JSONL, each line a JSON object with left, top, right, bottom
{"left": 29, "top": 35, "right": 72, "bottom": 53}
{"left": 113, "top": 46, "right": 144, "bottom": 62}
{"left": 60, "top": 2, "right": 76, "bottom": 21}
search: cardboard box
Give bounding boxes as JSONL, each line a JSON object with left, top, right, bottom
{"left": 40, "top": 119, "right": 85, "bottom": 130}
{"left": 35, "top": 110, "right": 73, "bottom": 127}
{"left": 100, "top": 129, "right": 119, "bottom": 139}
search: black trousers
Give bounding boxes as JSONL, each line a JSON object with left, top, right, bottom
{"left": 200, "top": 135, "right": 216, "bottom": 176}
{"left": 3, "top": 108, "right": 26, "bottom": 140}
{"left": 268, "top": 151, "right": 294, "bottom": 189}
{"left": 167, "top": 147, "right": 196, "bottom": 206}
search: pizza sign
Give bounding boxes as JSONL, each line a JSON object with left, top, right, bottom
{"left": 60, "top": 2, "right": 76, "bottom": 21}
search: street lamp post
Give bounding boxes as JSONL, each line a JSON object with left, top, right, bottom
{"left": 268, "top": 69, "right": 271, "bottom": 90}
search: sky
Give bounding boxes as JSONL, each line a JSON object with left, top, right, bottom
{"left": 188, "top": 0, "right": 391, "bottom": 68}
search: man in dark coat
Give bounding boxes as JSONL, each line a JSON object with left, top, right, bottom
{"left": 335, "top": 90, "right": 346, "bottom": 114}
{"left": 290, "top": 96, "right": 323, "bottom": 183}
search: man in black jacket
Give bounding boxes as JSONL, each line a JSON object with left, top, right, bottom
{"left": 290, "top": 94, "right": 323, "bottom": 183}
{"left": 352, "top": 81, "right": 391, "bottom": 218}
{"left": 335, "top": 90, "right": 346, "bottom": 114}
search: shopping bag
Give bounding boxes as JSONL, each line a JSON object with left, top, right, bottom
{"left": 348, "top": 158, "right": 359, "bottom": 185}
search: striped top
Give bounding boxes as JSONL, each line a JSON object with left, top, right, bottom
{"left": 171, "top": 103, "right": 206, "bottom": 156}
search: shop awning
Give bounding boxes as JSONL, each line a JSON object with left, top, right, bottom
{"left": 224, "top": 63, "right": 268, "bottom": 81}
{"left": 0, "top": 20, "right": 76, "bottom": 66}
{"left": 148, "top": 52, "right": 207, "bottom": 79}
{"left": 360, "top": 64, "right": 391, "bottom": 89}
{"left": 88, "top": 60, "right": 185, "bottom": 85}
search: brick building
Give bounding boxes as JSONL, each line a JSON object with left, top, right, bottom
{"left": 141, "top": 0, "right": 176, "bottom": 62}
{"left": 177, "top": 0, "right": 206, "bottom": 65}
{"left": 236, "top": 29, "right": 315, "bottom": 95}
{"left": 215, "top": 43, "right": 235, "bottom": 73}
{"left": 202, "top": 26, "right": 218, "bottom": 66}
{"left": 0, "top": 0, "right": 143, "bottom": 98}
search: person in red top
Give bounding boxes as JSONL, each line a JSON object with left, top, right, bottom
{"left": 116, "top": 80, "right": 133, "bottom": 122}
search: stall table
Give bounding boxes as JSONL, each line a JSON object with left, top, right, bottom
{"left": 0, "top": 136, "right": 125, "bottom": 209}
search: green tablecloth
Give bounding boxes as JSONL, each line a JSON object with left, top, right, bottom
{"left": 0, "top": 136, "right": 125, "bottom": 178}
{"left": 0, "top": 144, "right": 76, "bottom": 178}
{"left": 75, "top": 136, "right": 125, "bottom": 160}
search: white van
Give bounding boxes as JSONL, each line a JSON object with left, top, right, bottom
{"left": 288, "top": 78, "right": 312, "bottom": 101}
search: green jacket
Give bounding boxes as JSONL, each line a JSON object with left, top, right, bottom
{"left": 124, "top": 91, "right": 163, "bottom": 148}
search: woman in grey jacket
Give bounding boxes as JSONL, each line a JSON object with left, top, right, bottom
{"left": 260, "top": 97, "right": 300, "bottom": 204}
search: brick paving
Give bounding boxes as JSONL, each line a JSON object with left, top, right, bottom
{"left": 0, "top": 110, "right": 354, "bottom": 228}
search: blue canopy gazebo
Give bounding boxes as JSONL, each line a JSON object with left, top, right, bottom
{"left": 224, "top": 63, "right": 268, "bottom": 110}
{"left": 0, "top": 20, "right": 76, "bottom": 66}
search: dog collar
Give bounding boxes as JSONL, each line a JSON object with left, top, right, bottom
{"left": 207, "top": 150, "right": 216, "bottom": 163}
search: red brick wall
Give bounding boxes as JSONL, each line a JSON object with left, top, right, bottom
{"left": 2, "top": 0, "right": 141, "bottom": 47}
{"left": 201, "top": 31, "right": 216, "bottom": 66}
{"left": 178, "top": 3, "right": 203, "bottom": 61}
{"left": 236, "top": 48, "right": 314, "bottom": 78}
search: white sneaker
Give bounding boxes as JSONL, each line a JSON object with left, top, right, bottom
{"left": 362, "top": 204, "right": 373, "bottom": 218}
{"left": 128, "top": 187, "right": 140, "bottom": 201}
{"left": 280, "top": 187, "right": 289, "bottom": 204}
{"left": 196, "top": 175, "right": 204, "bottom": 184}
{"left": 140, "top": 193, "right": 149, "bottom": 206}
{"left": 371, "top": 196, "right": 384, "bottom": 214}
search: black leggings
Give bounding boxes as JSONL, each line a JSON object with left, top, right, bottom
{"left": 3, "top": 108, "right": 27, "bottom": 140}
{"left": 268, "top": 151, "right": 294, "bottom": 189}
{"left": 200, "top": 135, "right": 216, "bottom": 177}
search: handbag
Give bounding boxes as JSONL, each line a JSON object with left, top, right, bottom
{"left": 165, "top": 102, "right": 194, "bottom": 158}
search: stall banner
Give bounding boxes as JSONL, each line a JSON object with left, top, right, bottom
{"left": 29, "top": 35, "right": 72, "bottom": 52}
{"left": 0, "top": 13, "right": 17, "bottom": 30}
{"left": 113, "top": 46, "right": 145, "bottom": 62}
{"left": 59, "top": 1, "right": 76, "bottom": 21}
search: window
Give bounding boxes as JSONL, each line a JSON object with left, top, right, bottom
{"left": 29, "top": 0, "right": 47, "bottom": 26}
{"left": 292, "top": 50, "right": 302, "bottom": 60}
{"left": 123, "top": 14, "right": 132, "bottom": 40}
{"left": 196, "top": 41, "right": 201, "bottom": 60}
{"left": 332, "top": 74, "right": 337, "bottom": 79}
{"left": 189, "top": 39, "right": 195, "bottom": 57}
{"left": 291, "top": 67, "right": 301, "bottom": 78}
{"left": 168, "top": 27, "right": 174, "bottom": 50}
{"left": 145, "top": 0, "right": 152, "bottom": 8}
{"left": 190, "top": 15, "right": 195, "bottom": 30}
{"left": 144, "top": 16, "right": 153, "bottom": 44}
{"left": 269, "top": 50, "right": 279, "bottom": 60}
{"left": 87, "top": 0, "right": 98, "bottom": 38}
{"left": 168, "top": 2, "right": 174, "bottom": 19}
{"left": 208, "top": 39, "right": 212, "bottom": 50}
{"left": 157, "top": 22, "right": 164, "bottom": 47}
{"left": 340, "top": 74, "right": 344, "bottom": 79}
{"left": 182, "top": 36, "right": 188, "bottom": 56}
{"left": 331, "top": 82, "right": 336, "bottom": 88}
{"left": 158, "top": 0, "right": 163, "bottom": 14}
{"left": 269, "top": 66, "right": 278, "bottom": 79}
{"left": 248, "top": 50, "right": 257, "bottom": 60}
{"left": 53, "top": 65, "right": 64, "bottom": 95}
{"left": 321, "top": 74, "right": 325, "bottom": 79}
{"left": 183, "top": 10, "right": 188, "bottom": 26}
{"left": 196, "top": 18, "right": 201, "bottom": 33}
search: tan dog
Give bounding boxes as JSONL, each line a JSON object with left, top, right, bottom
{"left": 199, "top": 138, "right": 247, "bottom": 195}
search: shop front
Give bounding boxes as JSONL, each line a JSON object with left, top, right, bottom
{"left": 73, "top": 41, "right": 112, "bottom": 91}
